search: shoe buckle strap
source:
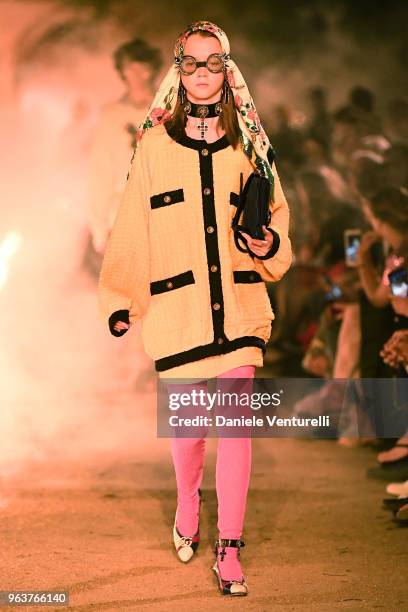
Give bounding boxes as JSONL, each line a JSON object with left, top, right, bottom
{"left": 215, "top": 538, "right": 245, "bottom": 549}
{"left": 215, "top": 538, "right": 245, "bottom": 561}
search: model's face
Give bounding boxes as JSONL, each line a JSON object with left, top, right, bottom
{"left": 121, "top": 60, "right": 152, "bottom": 95}
{"left": 180, "top": 34, "right": 225, "bottom": 104}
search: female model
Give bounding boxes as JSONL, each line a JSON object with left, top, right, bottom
{"left": 98, "top": 20, "right": 292, "bottom": 596}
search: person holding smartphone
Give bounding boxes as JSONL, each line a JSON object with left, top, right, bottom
{"left": 356, "top": 187, "right": 407, "bottom": 307}
{"left": 357, "top": 186, "right": 408, "bottom": 463}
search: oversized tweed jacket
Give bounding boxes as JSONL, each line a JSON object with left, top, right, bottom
{"left": 98, "top": 123, "right": 292, "bottom": 374}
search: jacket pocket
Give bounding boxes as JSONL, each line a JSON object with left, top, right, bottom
{"left": 150, "top": 188, "right": 184, "bottom": 209}
{"left": 233, "top": 270, "right": 262, "bottom": 284}
{"left": 150, "top": 270, "right": 195, "bottom": 295}
{"left": 142, "top": 270, "right": 197, "bottom": 348}
{"left": 233, "top": 269, "right": 274, "bottom": 321}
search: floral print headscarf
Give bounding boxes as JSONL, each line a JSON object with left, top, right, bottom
{"left": 136, "top": 20, "right": 275, "bottom": 188}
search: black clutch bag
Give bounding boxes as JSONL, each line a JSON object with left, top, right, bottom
{"left": 231, "top": 171, "right": 272, "bottom": 254}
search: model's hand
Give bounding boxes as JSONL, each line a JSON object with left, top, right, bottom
{"left": 240, "top": 225, "right": 273, "bottom": 257}
{"left": 113, "top": 321, "right": 130, "bottom": 332}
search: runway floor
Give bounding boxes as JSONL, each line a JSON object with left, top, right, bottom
{"left": 1, "top": 386, "right": 407, "bottom": 611}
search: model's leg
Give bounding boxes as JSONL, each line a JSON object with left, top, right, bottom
{"left": 168, "top": 378, "right": 209, "bottom": 536}
{"left": 215, "top": 365, "right": 255, "bottom": 581}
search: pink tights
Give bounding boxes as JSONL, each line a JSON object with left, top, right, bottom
{"left": 169, "top": 365, "right": 255, "bottom": 543}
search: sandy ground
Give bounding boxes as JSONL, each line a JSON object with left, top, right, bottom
{"left": 1, "top": 383, "right": 407, "bottom": 612}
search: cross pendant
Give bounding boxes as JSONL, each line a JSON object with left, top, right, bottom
{"left": 196, "top": 119, "right": 209, "bottom": 140}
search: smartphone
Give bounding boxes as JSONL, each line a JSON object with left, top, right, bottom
{"left": 344, "top": 229, "right": 362, "bottom": 267}
{"left": 388, "top": 267, "right": 408, "bottom": 297}
{"left": 325, "top": 283, "right": 343, "bottom": 303}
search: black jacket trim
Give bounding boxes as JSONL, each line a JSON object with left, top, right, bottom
{"left": 155, "top": 335, "right": 267, "bottom": 372}
{"left": 198, "top": 146, "right": 227, "bottom": 344}
{"left": 233, "top": 271, "right": 263, "bottom": 283}
{"left": 109, "top": 309, "right": 130, "bottom": 337}
{"left": 150, "top": 188, "right": 184, "bottom": 209}
{"left": 176, "top": 133, "right": 230, "bottom": 153}
{"left": 230, "top": 192, "right": 240, "bottom": 207}
{"left": 151, "top": 270, "right": 195, "bottom": 295}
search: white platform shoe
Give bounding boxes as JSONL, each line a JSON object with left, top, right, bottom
{"left": 173, "top": 489, "right": 201, "bottom": 563}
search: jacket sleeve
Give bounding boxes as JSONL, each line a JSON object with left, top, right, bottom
{"left": 97, "top": 137, "right": 151, "bottom": 336}
{"left": 253, "top": 161, "right": 293, "bottom": 282}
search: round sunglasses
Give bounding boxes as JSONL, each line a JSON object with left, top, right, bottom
{"left": 176, "top": 53, "right": 228, "bottom": 75}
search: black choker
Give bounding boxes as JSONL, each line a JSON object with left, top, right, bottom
{"left": 183, "top": 100, "right": 223, "bottom": 118}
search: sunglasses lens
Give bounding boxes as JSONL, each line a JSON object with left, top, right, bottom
{"left": 207, "top": 55, "right": 224, "bottom": 73}
{"left": 180, "top": 57, "right": 196, "bottom": 74}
